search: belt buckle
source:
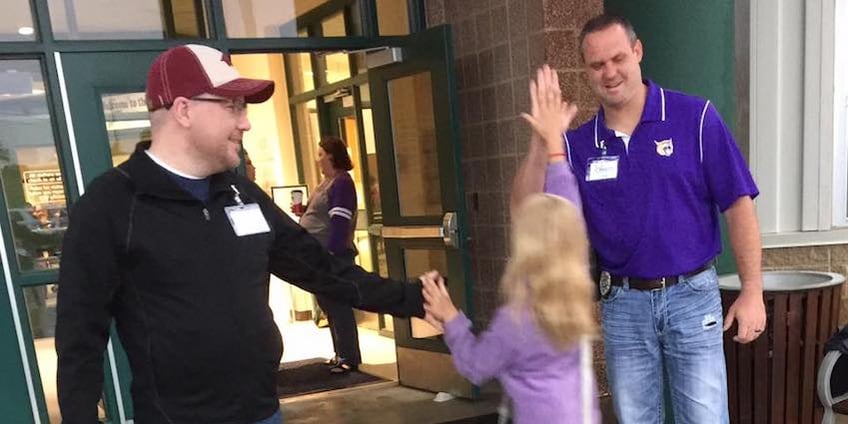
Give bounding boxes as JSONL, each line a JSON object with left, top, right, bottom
{"left": 600, "top": 271, "right": 611, "bottom": 297}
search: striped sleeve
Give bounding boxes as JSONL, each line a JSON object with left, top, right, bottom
{"left": 327, "top": 174, "right": 357, "bottom": 255}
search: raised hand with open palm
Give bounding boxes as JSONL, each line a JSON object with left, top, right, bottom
{"left": 520, "top": 65, "right": 579, "bottom": 159}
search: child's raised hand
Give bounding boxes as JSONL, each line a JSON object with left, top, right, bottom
{"left": 520, "top": 65, "right": 578, "bottom": 156}
{"left": 421, "top": 274, "right": 459, "bottom": 324}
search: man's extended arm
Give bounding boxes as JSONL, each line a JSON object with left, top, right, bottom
{"left": 265, "top": 192, "right": 424, "bottom": 318}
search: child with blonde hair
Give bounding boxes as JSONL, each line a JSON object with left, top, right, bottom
{"left": 422, "top": 183, "right": 599, "bottom": 423}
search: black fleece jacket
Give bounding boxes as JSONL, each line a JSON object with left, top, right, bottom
{"left": 55, "top": 146, "right": 424, "bottom": 423}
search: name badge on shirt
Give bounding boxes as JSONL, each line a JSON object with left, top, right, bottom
{"left": 586, "top": 156, "right": 620, "bottom": 182}
{"left": 224, "top": 203, "right": 271, "bottom": 236}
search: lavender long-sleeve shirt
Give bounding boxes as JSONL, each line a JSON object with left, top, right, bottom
{"left": 543, "top": 161, "right": 582, "bottom": 212}
{"left": 442, "top": 162, "right": 598, "bottom": 424}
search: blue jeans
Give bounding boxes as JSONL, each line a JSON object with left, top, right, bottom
{"left": 253, "top": 408, "right": 282, "bottom": 424}
{"left": 601, "top": 266, "right": 729, "bottom": 424}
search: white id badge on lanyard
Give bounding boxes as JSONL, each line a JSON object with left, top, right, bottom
{"left": 586, "top": 156, "right": 620, "bottom": 182}
{"left": 225, "top": 203, "right": 271, "bottom": 236}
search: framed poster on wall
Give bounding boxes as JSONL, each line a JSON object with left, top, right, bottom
{"left": 271, "top": 185, "right": 308, "bottom": 222}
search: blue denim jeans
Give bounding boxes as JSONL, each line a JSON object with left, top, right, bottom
{"left": 601, "top": 266, "right": 729, "bottom": 424}
{"left": 253, "top": 408, "right": 283, "bottom": 424}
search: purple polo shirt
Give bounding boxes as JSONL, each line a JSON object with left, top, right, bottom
{"left": 560, "top": 80, "right": 758, "bottom": 279}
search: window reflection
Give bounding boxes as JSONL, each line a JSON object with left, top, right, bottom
{"left": 359, "top": 90, "right": 380, "bottom": 216}
{"left": 101, "top": 93, "right": 151, "bottom": 166}
{"left": 0, "top": 61, "right": 68, "bottom": 273}
{"left": 48, "top": 0, "right": 207, "bottom": 40}
{"left": 403, "top": 249, "right": 448, "bottom": 338}
{"left": 294, "top": 100, "right": 322, "bottom": 188}
{"left": 321, "top": 10, "right": 346, "bottom": 37}
{"left": 224, "top": 0, "right": 363, "bottom": 38}
{"left": 1, "top": 1, "right": 36, "bottom": 41}
{"left": 286, "top": 53, "right": 316, "bottom": 94}
{"left": 324, "top": 52, "right": 352, "bottom": 85}
{"left": 24, "top": 284, "right": 110, "bottom": 423}
{"left": 376, "top": 0, "right": 410, "bottom": 36}
{"left": 321, "top": 12, "right": 352, "bottom": 84}
{"left": 387, "top": 73, "right": 442, "bottom": 217}
{"left": 24, "top": 284, "right": 60, "bottom": 422}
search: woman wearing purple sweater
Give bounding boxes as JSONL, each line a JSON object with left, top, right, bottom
{"left": 299, "top": 136, "right": 361, "bottom": 374}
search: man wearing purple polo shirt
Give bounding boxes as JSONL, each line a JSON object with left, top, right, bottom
{"left": 512, "top": 13, "right": 766, "bottom": 424}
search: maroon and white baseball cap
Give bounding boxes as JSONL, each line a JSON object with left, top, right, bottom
{"left": 145, "top": 44, "right": 275, "bottom": 111}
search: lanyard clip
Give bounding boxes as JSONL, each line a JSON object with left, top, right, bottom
{"left": 599, "top": 139, "right": 607, "bottom": 155}
{"left": 230, "top": 184, "right": 244, "bottom": 206}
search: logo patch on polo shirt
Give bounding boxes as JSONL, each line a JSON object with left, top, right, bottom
{"left": 655, "top": 138, "right": 674, "bottom": 157}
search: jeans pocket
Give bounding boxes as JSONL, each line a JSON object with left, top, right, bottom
{"left": 683, "top": 266, "right": 718, "bottom": 292}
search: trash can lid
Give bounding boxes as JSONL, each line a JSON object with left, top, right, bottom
{"left": 718, "top": 271, "right": 846, "bottom": 292}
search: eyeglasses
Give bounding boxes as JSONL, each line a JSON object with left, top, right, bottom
{"left": 190, "top": 97, "right": 248, "bottom": 115}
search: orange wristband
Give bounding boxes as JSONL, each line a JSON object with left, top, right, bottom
{"left": 548, "top": 152, "right": 566, "bottom": 158}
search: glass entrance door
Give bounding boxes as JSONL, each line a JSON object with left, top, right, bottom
{"left": 0, "top": 58, "right": 75, "bottom": 424}
{"left": 367, "top": 26, "right": 474, "bottom": 397}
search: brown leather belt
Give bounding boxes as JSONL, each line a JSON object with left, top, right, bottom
{"left": 608, "top": 263, "right": 713, "bottom": 291}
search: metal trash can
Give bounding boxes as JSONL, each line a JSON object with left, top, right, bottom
{"left": 720, "top": 271, "right": 845, "bottom": 424}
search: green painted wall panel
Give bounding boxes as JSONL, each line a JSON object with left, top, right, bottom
{"left": 603, "top": 1, "right": 738, "bottom": 275}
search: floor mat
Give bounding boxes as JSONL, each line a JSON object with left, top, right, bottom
{"left": 277, "top": 358, "right": 386, "bottom": 398}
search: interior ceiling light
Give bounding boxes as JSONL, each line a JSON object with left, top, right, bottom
{"left": 18, "top": 27, "right": 34, "bottom": 36}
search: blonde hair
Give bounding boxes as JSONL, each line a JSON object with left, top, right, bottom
{"left": 500, "top": 193, "right": 597, "bottom": 350}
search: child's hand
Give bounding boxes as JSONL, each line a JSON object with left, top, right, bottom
{"left": 520, "top": 65, "right": 578, "bottom": 157}
{"left": 421, "top": 274, "right": 459, "bottom": 324}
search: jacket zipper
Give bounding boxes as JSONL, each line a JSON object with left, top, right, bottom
{"left": 202, "top": 207, "right": 210, "bottom": 221}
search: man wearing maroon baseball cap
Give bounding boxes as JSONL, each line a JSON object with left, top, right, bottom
{"left": 56, "top": 44, "right": 433, "bottom": 424}
{"left": 145, "top": 44, "right": 275, "bottom": 112}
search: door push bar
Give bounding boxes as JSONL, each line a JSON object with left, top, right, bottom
{"left": 369, "top": 212, "right": 459, "bottom": 248}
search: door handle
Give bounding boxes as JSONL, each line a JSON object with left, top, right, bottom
{"left": 377, "top": 212, "right": 460, "bottom": 248}
{"left": 442, "top": 212, "right": 458, "bottom": 248}
{"left": 368, "top": 223, "right": 383, "bottom": 237}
